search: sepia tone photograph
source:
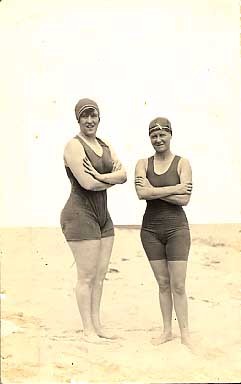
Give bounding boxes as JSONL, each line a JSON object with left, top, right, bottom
{"left": 1, "top": 0, "right": 240, "bottom": 383}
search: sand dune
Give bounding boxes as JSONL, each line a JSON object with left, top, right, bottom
{"left": 1, "top": 224, "right": 241, "bottom": 383}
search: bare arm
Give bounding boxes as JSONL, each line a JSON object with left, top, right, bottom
{"left": 64, "top": 139, "right": 113, "bottom": 191}
{"left": 134, "top": 159, "right": 190, "bottom": 200}
{"left": 160, "top": 158, "right": 192, "bottom": 206}
{"left": 84, "top": 143, "right": 127, "bottom": 185}
{"left": 161, "top": 194, "right": 191, "bottom": 205}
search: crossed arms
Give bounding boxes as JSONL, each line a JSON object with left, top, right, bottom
{"left": 135, "top": 158, "right": 192, "bottom": 206}
{"left": 64, "top": 139, "right": 127, "bottom": 191}
{"left": 64, "top": 139, "right": 192, "bottom": 204}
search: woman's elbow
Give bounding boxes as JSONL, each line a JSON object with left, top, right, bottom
{"left": 81, "top": 184, "right": 94, "bottom": 191}
{"left": 78, "top": 180, "right": 97, "bottom": 191}
{"left": 139, "top": 195, "right": 146, "bottom": 200}
{"left": 117, "top": 170, "right": 127, "bottom": 184}
{"left": 135, "top": 186, "right": 149, "bottom": 200}
{"left": 121, "top": 172, "right": 127, "bottom": 184}
{"left": 136, "top": 191, "right": 146, "bottom": 200}
{"left": 182, "top": 196, "right": 191, "bottom": 206}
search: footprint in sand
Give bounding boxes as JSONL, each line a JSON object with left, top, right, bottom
{"left": 190, "top": 337, "right": 225, "bottom": 359}
{"left": 204, "top": 347, "right": 225, "bottom": 359}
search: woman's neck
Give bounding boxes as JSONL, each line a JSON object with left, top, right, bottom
{"left": 154, "top": 150, "right": 173, "bottom": 161}
{"left": 78, "top": 132, "right": 97, "bottom": 144}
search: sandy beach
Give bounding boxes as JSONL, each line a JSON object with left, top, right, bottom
{"left": 1, "top": 224, "right": 241, "bottom": 383}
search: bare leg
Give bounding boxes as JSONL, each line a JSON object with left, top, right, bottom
{"left": 168, "top": 261, "right": 191, "bottom": 347}
{"left": 149, "top": 259, "right": 173, "bottom": 344}
{"left": 68, "top": 240, "right": 103, "bottom": 343}
{"left": 91, "top": 236, "right": 116, "bottom": 339}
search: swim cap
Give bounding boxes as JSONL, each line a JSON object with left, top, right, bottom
{"left": 149, "top": 117, "right": 172, "bottom": 136}
{"left": 75, "top": 98, "right": 100, "bottom": 122}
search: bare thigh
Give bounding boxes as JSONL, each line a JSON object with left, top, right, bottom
{"left": 95, "top": 236, "right": 114, "bottom": 279}
{"left": 168, "top": 261, "right": 188, "bottom": 288}
{"left": 68, "top": 240, "right": 101, "bottom": 280}
{"left": 149, "top": 259, "right": 170, "bottom": 285}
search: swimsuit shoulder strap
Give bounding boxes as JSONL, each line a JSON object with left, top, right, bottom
{"left": 170, "top": 155, "right": 181, "bottom": 172}
{"left": 96, "top": 137, "right": 109, "bottom": 148}
{"left": 146, "top": 156, "right": 154, "bottom": 176}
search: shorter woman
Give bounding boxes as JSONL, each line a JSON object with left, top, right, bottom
{"left": 61, "top": 98, "right": 127, "bottom": 343}
{"left": 135, "top": 117, "right": 192, "bottom": 347}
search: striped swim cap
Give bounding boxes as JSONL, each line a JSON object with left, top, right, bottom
{"left": 149, "top": 117, "right": 172, "bottom": 136}
{"left": 75, "top": 98, "right": 100, "bottom": 122}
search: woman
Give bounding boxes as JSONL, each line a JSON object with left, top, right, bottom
{"left": 61, "top": 98, "right": 127, "bottom": 343}
{"left": 135, "top": 117, "right": 192, "bottom": 347}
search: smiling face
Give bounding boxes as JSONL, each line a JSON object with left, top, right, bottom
{"left": 149, "top": 129, "right": 172, "bottom": 153}
{"left": 78, "top": 108, "right": 100, "bottom": 137}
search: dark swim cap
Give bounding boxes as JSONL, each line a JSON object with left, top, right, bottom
{"left": 75, "top": 98, "right": 100, "bottom": 122}
{"left": 149, "top": 117, "right": 172, "bottom": 135}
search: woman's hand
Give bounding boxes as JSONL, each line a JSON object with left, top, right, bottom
{"left": 175, "top": 182, "right": 192, "bottom": 195}
{"left": 135, "top": 176, "right": 153, "bottom": 188}
{"left": 83, "top": 157, "right": 104, "bottom": 182}
{"left": 135, "top": 177, "right": 192, "bottom": 194}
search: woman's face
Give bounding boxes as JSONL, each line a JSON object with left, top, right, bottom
{"left": 149, "top": 130, "right": 172, "bottom": 153}
{"left": 78, "top": 108, "right": 99, "bottom": 137}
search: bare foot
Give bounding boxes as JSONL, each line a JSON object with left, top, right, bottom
{"left": 151, "top": 332, "right": 172, "bottom": 345}
{"left": 181, "top": 333, "right": 195, "bottom": 351}
{"left": 82, "top": 332, "right": 105, "bottom": 344}
{"left": 96, "top": 327, "right": 118, "bottom": 340}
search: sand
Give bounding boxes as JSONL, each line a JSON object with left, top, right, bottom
{"left": 1, "top": 224, "right": 241, "bottom": 383}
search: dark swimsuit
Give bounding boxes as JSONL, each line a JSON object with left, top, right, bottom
{"left": 140, "top": 155, "right": 190, "bottom": 261}
{"left": 60, "top": 136, "right": 114, "bottom": 241}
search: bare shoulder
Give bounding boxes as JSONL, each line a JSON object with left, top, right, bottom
{"left": 177, "top": 157, "right": 192, "bottom": 180}
{"left": 179, "top": 157, "right": 191, "bottom": 168}
{"left": 64, "top": 137, "right": 85, "bottom": 159}
{"left": 135, "top": 158, "right": 148, "bottom": 175}
{"left": 136, "top": 158, "right": 148, "bottom": 167}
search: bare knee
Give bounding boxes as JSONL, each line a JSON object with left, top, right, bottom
{"left": 171, "top": 282, "right": 186, "bottom": 295}
{"left": 93, "top": 271, "right": 107, "bottom": 287}
{"left": 76, "top": 275, "right": 95, "bottom": 289}
{"left": 157, "top": 278, "right": 171, "bottom": 293}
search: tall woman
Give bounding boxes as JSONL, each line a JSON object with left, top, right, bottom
{"left": 61, "top": 98, "right": 127, "bottom": 343}
{"left": 135, "top": 117, "right": 192, "bottom": 347}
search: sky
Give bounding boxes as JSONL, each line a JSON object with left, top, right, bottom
{"left": 0, "top": 0, "right": 240, "bottom": 226}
